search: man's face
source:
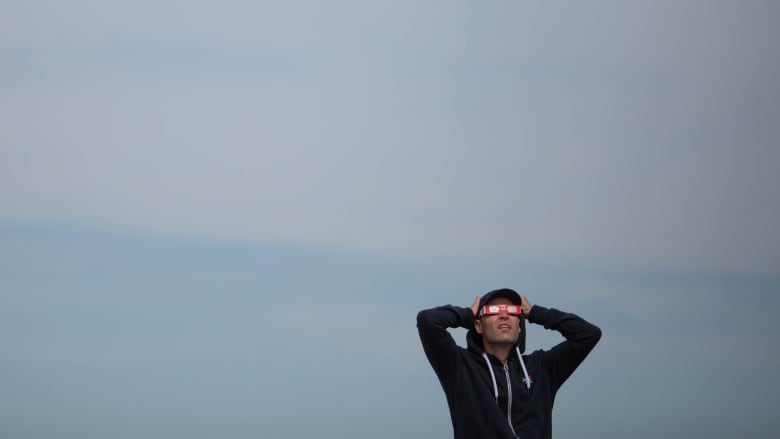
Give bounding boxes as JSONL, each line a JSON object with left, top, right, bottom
{"left": 474, "top": 297, "right": 522, "bottom": 346}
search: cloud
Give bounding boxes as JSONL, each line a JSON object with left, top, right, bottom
{"left": 2, "top": 1, "right": 779, "bottom": 278}
{"left": 2, "top": 223, "right": 779, "bottom": 438}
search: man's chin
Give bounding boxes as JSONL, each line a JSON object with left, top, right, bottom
{"left": 489, "top": 336, "right": 519, "bottom": 345}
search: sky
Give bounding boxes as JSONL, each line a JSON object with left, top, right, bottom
{"left": 1, "top": 1, "right": 779, "bottom": 438}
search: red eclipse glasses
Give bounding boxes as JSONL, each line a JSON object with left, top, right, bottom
{"left": 479, "top": 304, "right": 523, "bottom": 317}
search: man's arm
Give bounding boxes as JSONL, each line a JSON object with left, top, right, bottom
{"left": 526, "top": 304, "right": 601, "bottom": 390}
{"left": 416, "top": 296, "right": 479, "bottom": 378}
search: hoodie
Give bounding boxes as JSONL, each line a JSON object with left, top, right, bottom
{"left": 417, "top": 301, "right": 601, "bottom": 439}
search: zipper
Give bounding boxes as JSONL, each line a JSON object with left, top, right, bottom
{"left": 503, "top": 361, "right": 518, "bottom": 438}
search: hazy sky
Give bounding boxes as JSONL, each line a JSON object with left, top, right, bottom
{"left": 2, "top": 1, "right": 779, "bottom": 438}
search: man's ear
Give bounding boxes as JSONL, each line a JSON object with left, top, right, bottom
{"left": 474, "top": 318, "right": 483, "bottom": 335}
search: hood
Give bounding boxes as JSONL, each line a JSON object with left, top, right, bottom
{"left": 467, "top": 288, "right": 527, "bottom": 354}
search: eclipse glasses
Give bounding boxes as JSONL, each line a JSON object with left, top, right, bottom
{"left": 479, "top": 304, "right": 523, "bottom": 317}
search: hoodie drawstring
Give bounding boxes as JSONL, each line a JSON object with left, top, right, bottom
{"left": 516, "top": 347, "right": 532, "bottom": 390}
{"left": 482, "top": 353, "right": 499, "bottom": 400}
{"left": 482, "top": 349, "right": 533, "bottom": 401}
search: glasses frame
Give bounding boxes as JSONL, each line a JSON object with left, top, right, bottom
{"left": 479, "top": 303, "right": 523, "bottom": 317}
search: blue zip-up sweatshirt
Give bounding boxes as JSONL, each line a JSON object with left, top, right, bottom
{"left": 417, "top": 303, "right": 601, "bottom": 438}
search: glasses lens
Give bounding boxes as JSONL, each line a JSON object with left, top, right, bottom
{"left": 482, "top": 304, "right": 523, "bottom": 315}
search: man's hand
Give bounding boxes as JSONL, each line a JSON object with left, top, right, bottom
{"left": 520, "top": 294, "right": 533, "bottom": 316}
{"left": 470, "top": 295, "right": 482, "bottom": 318}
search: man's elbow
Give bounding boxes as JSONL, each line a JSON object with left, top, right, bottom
{"left": 588, "top": 324, "right": 602, "bottom": 347}
{"left": 417, "top": 309, "right": 433, "bottom": 328}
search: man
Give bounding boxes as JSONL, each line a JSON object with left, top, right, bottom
{"left": 417, "top": 288, "right": 601, "bottom": 439}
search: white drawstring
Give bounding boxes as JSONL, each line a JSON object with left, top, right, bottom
{"left": 482, "top": 353, "right": 499, "bottom": 400}
{"left": 516, "top": 347, "right": 532, "bottom": 390}
{"left": 483, "top": 348, "right": 532, "bottom": 399}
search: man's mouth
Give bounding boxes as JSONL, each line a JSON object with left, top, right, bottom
{"left": 498, "top": 323, "right": 511, "bottom": 330}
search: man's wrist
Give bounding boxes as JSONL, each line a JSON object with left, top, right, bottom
{"left": 526, "top": 304, "right": 551, "bottom": 324}
{"left": 460, "top": 306, "right": 476, "bottom": 329}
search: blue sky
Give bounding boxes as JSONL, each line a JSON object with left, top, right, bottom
{"left": 2, "top": 1, "right": 779, "bottom": 438}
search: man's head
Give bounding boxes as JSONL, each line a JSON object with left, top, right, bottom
{"left": 474, "top": 289, "right": 524, "bottom": 349}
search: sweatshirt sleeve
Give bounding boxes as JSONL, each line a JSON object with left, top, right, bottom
{"left": 527, "top": 305, "right": 601, "bottom": 391}
{"left": 416, "top": 305, "right": 474, "bottom": 378}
